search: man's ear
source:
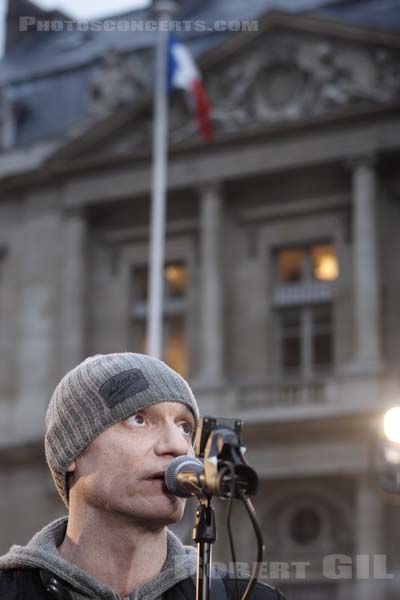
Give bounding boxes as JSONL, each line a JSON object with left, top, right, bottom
{"left": 67, "top": 461, "right": 76, "bottom": 473}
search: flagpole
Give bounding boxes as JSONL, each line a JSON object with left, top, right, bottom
{"left": 148, "top": 1, "right": 177, "bottom": 359}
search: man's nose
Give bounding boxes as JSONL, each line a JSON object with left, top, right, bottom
{"left": 154, "top": 422, "right": 192, "bottom": 457}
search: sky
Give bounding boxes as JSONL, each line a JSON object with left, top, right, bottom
{"left": 0, "top": 0, "right": 151, "bottom": 54}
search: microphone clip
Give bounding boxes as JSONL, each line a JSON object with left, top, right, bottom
{"left": 195, "top": 416, "right": 259, "bottom": 499}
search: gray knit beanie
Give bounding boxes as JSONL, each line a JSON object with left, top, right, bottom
{"left": 45, "top": 352, "right": 199, "bottom": 506}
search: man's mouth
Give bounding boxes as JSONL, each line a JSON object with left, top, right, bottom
{"left": 145, "top": 472, "right": 172, "bottom": 495}
{"left": 147, "top": 472, "right": 166, "bottom": 481}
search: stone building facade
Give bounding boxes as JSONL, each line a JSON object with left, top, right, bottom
{"left": 1, "top": 1, "right": 400, "bottom": 598}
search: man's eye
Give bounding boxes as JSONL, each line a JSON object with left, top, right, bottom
{"left": 125, "top": 414, "right": 146, "bottom": 427}
{"left": 178, "top": 421, "right": 194, "bottom": 436}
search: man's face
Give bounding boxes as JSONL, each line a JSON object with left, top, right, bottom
{"left": 68, "top": 401, "right": 196, "bottom": 528}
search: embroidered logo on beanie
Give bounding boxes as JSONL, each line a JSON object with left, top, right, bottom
{"left": 99, "top": 369, "right": 149, "bottom": 408}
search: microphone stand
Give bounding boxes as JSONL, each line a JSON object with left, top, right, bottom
{"left": 192, "top": 495, "right": 216, "bottom": 600}
{"left": 191, "top": 416, "right": 260, "bottom": 600}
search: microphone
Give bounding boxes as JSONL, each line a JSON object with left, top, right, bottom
{"left": 165, "top": 456, "right": 204, "bottom": 498}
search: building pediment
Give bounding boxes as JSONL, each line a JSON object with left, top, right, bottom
{"left": 47, "top": 11, "right": 400, "bottom": 167}
{"left": 207, "top": 22, "right": 400, "bottom": 134}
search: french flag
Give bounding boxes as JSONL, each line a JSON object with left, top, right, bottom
{"left": 167, "top": 34, "right": 213, "bottom": 140}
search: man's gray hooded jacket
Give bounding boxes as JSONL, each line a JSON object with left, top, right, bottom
{"left": 0, "top": 517, "right": 287, "bottom": 600}
{"left": 0, "top": 517, "right": 197, "bottom": 600}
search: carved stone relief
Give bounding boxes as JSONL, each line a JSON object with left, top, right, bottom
{"left": 67, "top": 48, "right": 149, "bottom": 140}
{"left": 89, "top": 48, "right": 147, "bottom": 119}
{"left": 89, "top": 50, "right": 144, "bottom": 118}
{"left": 68, "top": 30, "right": 400, "bottom": 150}
{"left": 200, "top": 32, "right": 400, "bottom": 136}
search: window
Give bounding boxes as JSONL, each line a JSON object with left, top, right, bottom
{"left": 277, "top": 248, "right": 305, "bottom": 283}
{"left": 312, "top": 305, "right": 333, "bottom": 368}
{"left": 290, "top": 508, "right": 321, "bottom": 545}
{"left": 310, "top": 244, "right": 339, "bottom": 281}
{"left": 164, "top": 264, "right": 188, "bottom": 298}
{"left": 276, "top": 243, "right": 339, "bottom": 285}
{"left": 131, "top": 262, "right": 188, "bottom": 377}
{"left": 280, "top": 308, "right": 302, "bottom": 372}
{"left": 273, "top": 243, "right": 337, "bottom": 378}
{"left": 278, "top": 304, "right": 333, "bottom": 377}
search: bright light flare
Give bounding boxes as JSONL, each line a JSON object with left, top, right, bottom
{"left": 383, "top": 407, "right": 400, "bottom": 444}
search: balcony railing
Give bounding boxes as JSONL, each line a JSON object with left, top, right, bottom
{"left": 273, "top": 281, "right": 335, "bottom": 306}
{"left": 238, "top": 380, "right": 326, "bottom": 410}
{"left": 194, "top": 370, "right": 388, "bottom": 417}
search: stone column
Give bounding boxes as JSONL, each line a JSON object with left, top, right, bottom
{"left": 61, "top": 209, "right": 87, "bottom": 374}
{"left": 351, "top": 157, "right": 381, "bottom": 370}
{"left": 354, "top": 475, "right": 386, "bottom": 600}
{"left": 13, "top": 197, "right": 61, "bottom": 444}
{"left": 197, "top": 183, "right": 225, "bottom": 384}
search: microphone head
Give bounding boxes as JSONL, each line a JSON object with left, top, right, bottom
{"left": 165, "top": 455, "right": 203, "bottom": 497}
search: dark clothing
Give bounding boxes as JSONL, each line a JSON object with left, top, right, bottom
{"left": 165, "top": 574, "right": 288, "bottom": 600}
{"left": 0, "top": 518, "right": 286, "bottom": 599}
{"left": 0, "top": 569, "right": 287, "bottom": 600}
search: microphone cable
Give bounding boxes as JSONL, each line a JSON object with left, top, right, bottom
{"left": 236, "top": 485, "right": 264, "bottom": 600}
{"left": 225, "top": 462, "right": 265, "bottom": 600}
{"left": 226, "top": 461, "right": 240, "bottom": 600}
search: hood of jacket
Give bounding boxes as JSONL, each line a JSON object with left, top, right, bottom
{"left": 0, "top": 516, "right": 197, "bottom": 600}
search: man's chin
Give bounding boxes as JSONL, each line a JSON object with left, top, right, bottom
{"left": 152, "top": 497, "right": 186, "bottom": 525}
{"left": 134, "top": 510, "right": 185, "bottom": 530}
{"left": 125, "top": 496, "right": 186, "bottom": 527}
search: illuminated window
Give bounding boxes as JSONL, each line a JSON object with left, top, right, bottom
{"left": 276, "top": 243, "right": 339, "bottom": 284}
{"left": 274, "top": 241, "right": 337, "bottom": 378}
{"left": 164, "top": 264, "right": 188, "bottom": 298}
{"left": 277, "top": 249, "right": 305, "bottom": 283}
{"left": 131, "top": 262, "right": 188, "bottom": 377}
{"left": 310, "top": 244, "right": 339, "bottom": 281}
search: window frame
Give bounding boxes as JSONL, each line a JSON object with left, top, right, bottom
{"left": 272, "top": 240, "right": 338, "bottom": 380}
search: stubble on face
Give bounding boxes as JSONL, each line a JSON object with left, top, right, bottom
{"left": 68, "top": 402, "right": 195, "bottom": 528}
